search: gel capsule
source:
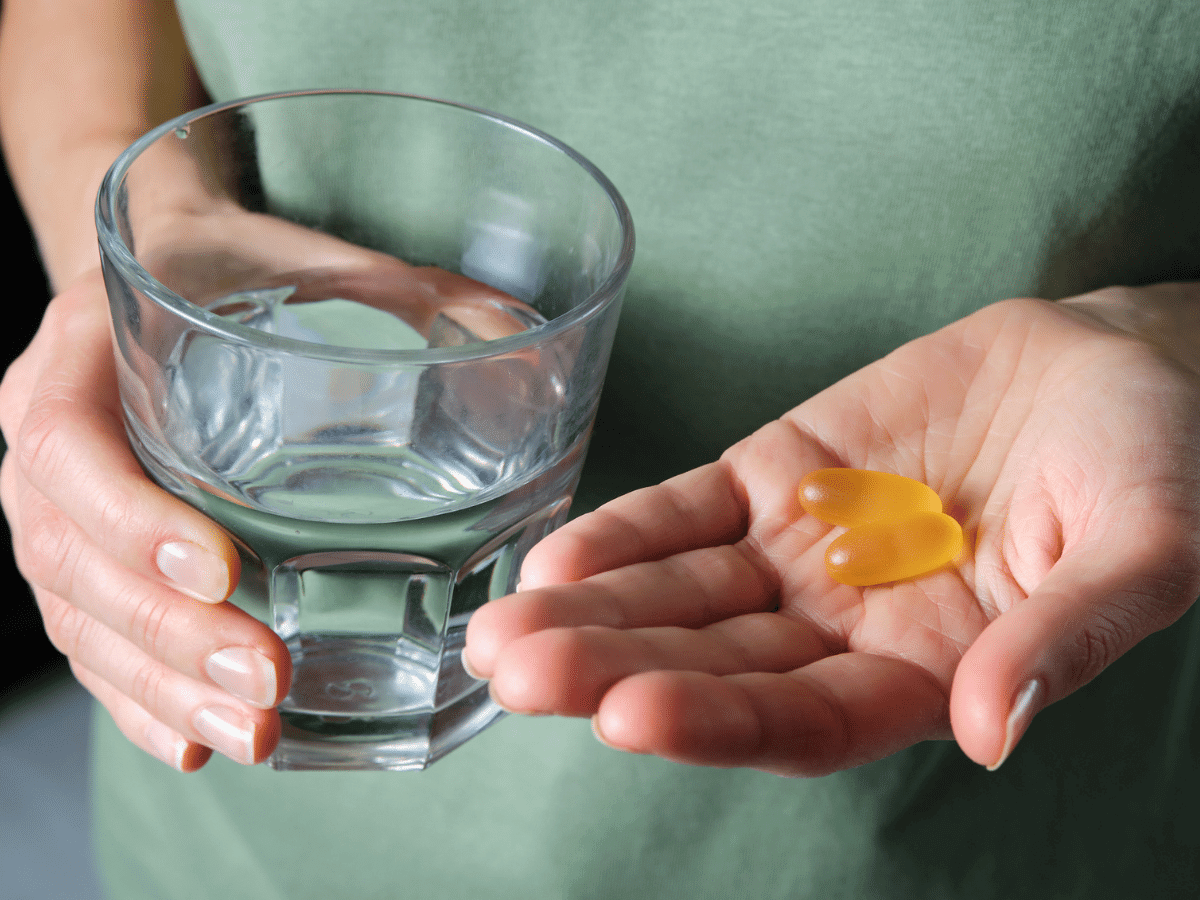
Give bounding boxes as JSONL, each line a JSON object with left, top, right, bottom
{"left": 824, "top": 511, "right": 964, "bottom": 586}
{"left": 798, "top": 468, "right": 942, "bottom": 526}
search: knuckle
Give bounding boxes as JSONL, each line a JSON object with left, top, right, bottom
{"left": 92, "top": 489, "right": 142, "bottom": 546}
{"left": 1068, "top": 608, "right": 1132, "bottom": 689}
{"left": 128, "top": 658, "right": 169, "bottom": 713}
{"left": 14, "top": 389, "right": 74, "bottom": 488}
{"left": 806, "top": 685, "right": 853, "bottom": 775}
{"left": 37, "top": 592, "right": 92, "bottom": 662}
{"left": 526, "top": 523, "right": 602, "bottom": 584}
{"left": 768, "top": 673, "right": 851, "bottom": 777}
{"left": 15, "top": 406, "right": 151, "bottom": 553}
{"left": 704, "top": 622, "right": 757, "bottom": 674}
{"left": 19, "top": 504, "right": 86, "bottom": 595}
{"left": 126, "top": 592, "right": 174, "bottom": 660}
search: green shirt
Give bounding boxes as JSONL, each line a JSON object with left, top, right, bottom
{"left": 93, "top": 1, "right": 1200, "bottom": 896}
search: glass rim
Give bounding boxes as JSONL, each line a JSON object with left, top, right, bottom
{"left": 95, "top": 88, "right": 635, "bottom": 364}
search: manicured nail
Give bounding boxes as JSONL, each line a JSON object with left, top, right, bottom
{"left": 988, "top": 678, "right": 1045, "bottom": 771}
{"left": 145, "top": 719, "right": 186, "bottom": 770}
{"left": 206, "top": 647, "right": 278, "bottom": 708}
{"left": 157, "top": 541, "right": 230, "bottom": 604}
{"left": 194, "top": 706, "right": 256, "bottom": 765}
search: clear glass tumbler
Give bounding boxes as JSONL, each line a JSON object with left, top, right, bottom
{"left": 96, "top": 90, "right": 634, "bottom": 771}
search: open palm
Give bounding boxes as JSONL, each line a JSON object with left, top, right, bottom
{"left": 465, "top": 294, "right": 1200, "bottom": 775}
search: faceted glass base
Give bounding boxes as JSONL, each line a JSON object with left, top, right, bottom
{"left": 259, "top": 490, "right": 572, "bottom": 771}
{"left": 269, "top": 681, "right": 505, "bottom": 771}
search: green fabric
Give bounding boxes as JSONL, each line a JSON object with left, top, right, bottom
{"left": 93, "top": 608, "right": 1200, "bottom": 897}
{"left": 174, "top": 0, "right": 1200, "bottom": 503}
{"left": 92, "top": 1, "right": 1200, "bottom": 896}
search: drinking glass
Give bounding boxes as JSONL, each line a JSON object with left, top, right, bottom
{"left": 95, "top": 90, "right": 634, "bottom": 771}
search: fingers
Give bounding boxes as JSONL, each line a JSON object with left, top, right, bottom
{"left": 481, "top": 591, "right": 948, "bottom": 777}
{"left": 519, "top": 418, "right": 838, "bottom": 591}
{"left": 1, "top": 274, "right": 239, "bottom": 604}
{"left": 487, "top": 612, "right": 830, "bottom": 716}
{"left": 0, "top": 272, "right": 289, "bottom": 770}
{"left": 950, "top": 530, "right": 1199, "bottom": 769}
{"left": 466, "top": 541, "right": 780, "bottom": 677}
{"left": 9, "top": 476, "right": 287, "bottom": 768}
{"left": 71, "top": 661, "right": 213, "bottom": 773}
{"left": 41, "top": 583, "right": 281, "bottom": 768}
{"left": 7, "top": 457, "right": 288, "bottom": 700}
{"left": 591, "top": 652, "right": 949, "bottom": 776}
{"left": 518, "top": 462, "right": 752, "bottom": 588}
{"left": 415, "top": 264, "right": 546, "bottom": 341}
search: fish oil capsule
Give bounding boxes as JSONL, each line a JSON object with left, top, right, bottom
{"left": 824, "top": 511, "right": 964, "bottom": 586}
{"left": 798, "top": 468, "right": 942, "bottom": 527}
{"left": 797, "top": 468, "right": 963, "bottom": 586}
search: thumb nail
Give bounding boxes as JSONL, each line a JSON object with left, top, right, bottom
{"left": 987, "top": 678, "right": 1045, "bottom": 771}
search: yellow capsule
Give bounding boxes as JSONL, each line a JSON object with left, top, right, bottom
{"left": 825, "top": 511, "right": 964, "bottom": 586}
{"left": 798, "top": 468, "right": 943, "bottom": 527}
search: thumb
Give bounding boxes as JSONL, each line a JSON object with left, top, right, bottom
{"left": 949, "top": 534, "right": 1197, "bottom": 770}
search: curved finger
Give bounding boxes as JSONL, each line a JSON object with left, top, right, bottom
{"left": 487, "top": 612, "right": 830, "bottom": 716}
{"left": 10, "top": 277, "right": 238, "bottom": 603}
{"left": 951, "top": 529, "right": 1199, "bottom": 769}
{"left": 71, "top": 660, "right": 213, "bottom": 772}
{"left": 11, "top": 466, "right": 288, "bottom": 709}
{"left": 466, "top": 541, "right": 779, "bottom": 677}
{"left": 519, "top": 462, "right": 751, "bottom": 589}
{"left": 592, "top": 652, "right": 950, "bottom": 776}
{"left": 45, "top": 589, "right": 279, "bottom": 765}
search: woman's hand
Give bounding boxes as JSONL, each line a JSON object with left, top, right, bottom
{"left": 0, "top": 269, "right": 291, "bottom": 771}
{"left": 0, "top": 0, "right": 537, "bottom": 774}
{"left": 464, "top": 288, "right": 1200, "bottom": 776}
{"left": 0, "top": 200, "right": 545, "bottom": 771}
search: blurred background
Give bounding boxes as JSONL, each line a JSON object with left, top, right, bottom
{"left": 1, "top": 151, "right": 62, "bottom": 699}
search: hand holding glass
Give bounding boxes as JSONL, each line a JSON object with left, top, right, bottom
{"left": 96, "top": 90, "right": 633, "bottom": 771}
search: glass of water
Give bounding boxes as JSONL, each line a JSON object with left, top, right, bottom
{"left": 96, "top": 90, "right": 634, "bottom": 771}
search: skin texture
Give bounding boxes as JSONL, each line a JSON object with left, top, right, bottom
{"left": 465, "top": 290, "right": 1200, "bottom": 775}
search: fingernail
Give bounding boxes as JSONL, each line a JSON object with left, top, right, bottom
{"left": 988, "top": 678, "right": 1045, "bottom": 771}
{"left": 206, "top": 647, "right": 278, "bottom": 708}
{"left": 194, "top": 705, "right": 256, "bottom": 765}
{"left": 145, "top": 719, "right": 186, "bottom": 770}
{"left": 591, "top": 715, "right": 615, "bottom": 749}
{"left": 157, "top": 541, "right": 230, "bottom": 604}
{"left": 461, "top": 652, "right": 483, "bottom": 681}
